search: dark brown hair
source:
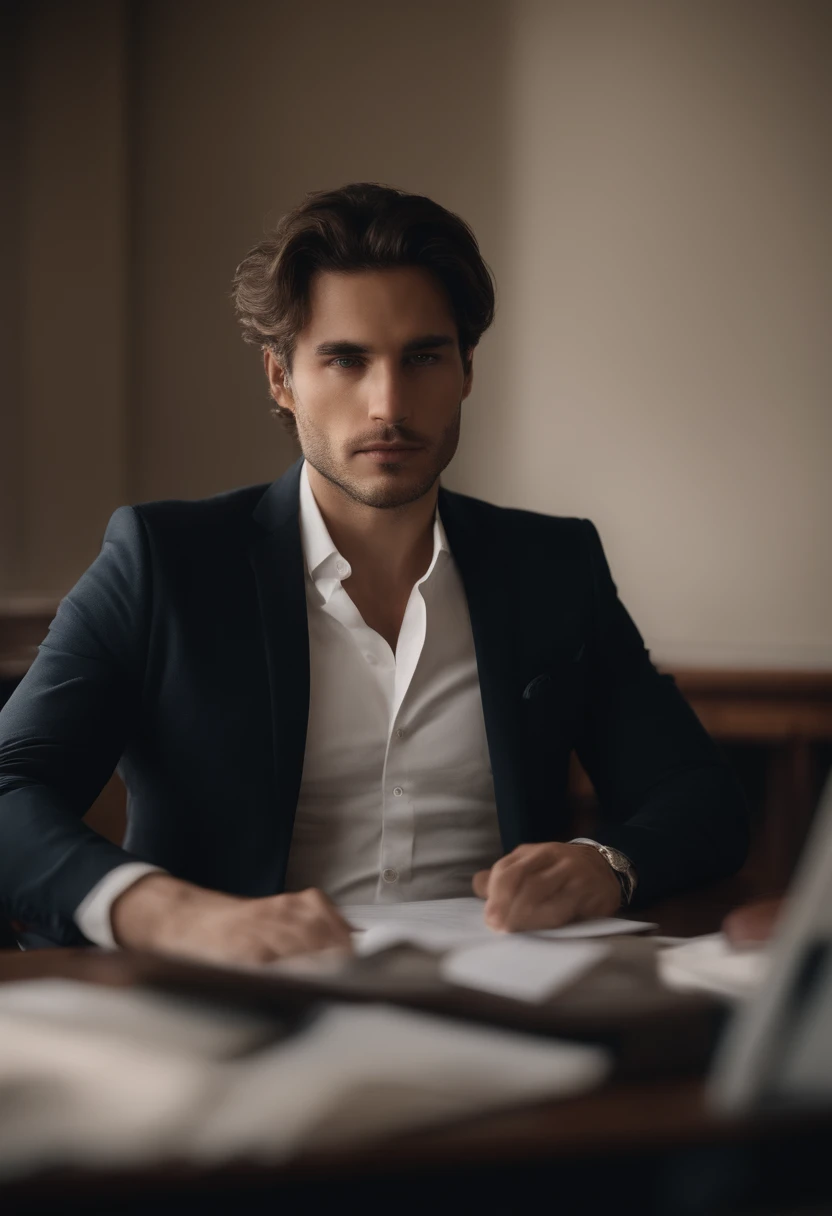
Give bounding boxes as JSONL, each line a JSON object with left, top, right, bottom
{"left": 231, "top": 182, "right": 496, "bottom": 434}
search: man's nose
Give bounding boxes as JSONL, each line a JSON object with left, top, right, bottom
{"left": 367, "top": 364, "right": 410, "bottom": 425}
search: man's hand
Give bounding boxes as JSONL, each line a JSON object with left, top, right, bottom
{"left": 472, "top": 842, "right": 622, "bottom": 932}
{"left": 110, "top": 873, "right": 354, "bottom": 964}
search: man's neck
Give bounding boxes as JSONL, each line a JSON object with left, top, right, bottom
{"left": 305, "top": 462, "right": 438, "bottom": 591}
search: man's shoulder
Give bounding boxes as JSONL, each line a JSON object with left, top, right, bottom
{"left": 95, "top": 484, "right": 275, "bottom": 574}
{"left": 128, "top": 482, "right": 271, "bottom": 540}
{"left": 440, "top": 485, "right": 590, "bottom": 543}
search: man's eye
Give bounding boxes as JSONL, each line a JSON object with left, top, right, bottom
{"left": 408, "top": 353, "right": 438, "bottom": 365}
{"left": 331, "top": 357, "right": 362, "bottom": 369}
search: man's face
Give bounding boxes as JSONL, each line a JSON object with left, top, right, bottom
{"left": 267, "top": 266, "right": 473, "bottom": 509}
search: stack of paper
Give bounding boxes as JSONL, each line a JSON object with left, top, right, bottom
{"left": 0, "top": 979, "right": 611, "bottom": 1180}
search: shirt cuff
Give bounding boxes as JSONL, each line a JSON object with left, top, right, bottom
{"left": 74, "top": 862, "right": 168, "bottom": 948}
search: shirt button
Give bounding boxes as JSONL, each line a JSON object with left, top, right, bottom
{"left": 365, "top": 653, "right": 378, "bottom": 665}
{"left": 393, "top": 786, "right": 403, "bottom": 796}
{"left": 395, "top": 728, "right": 404, "bottom": 738}
{"left": 336, "top": 559, "right": 349, "bottom": 575}
{"left": 382, "top": 868, "right": 399, "bottom": 883}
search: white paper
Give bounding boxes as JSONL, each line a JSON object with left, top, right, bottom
{"left": 658, "top": 933, "right": 771, "bottom": 1000}
{"left": 190, "top": 1005, "right": 611, "bottom": 1162}
{"left": 0, "top": 982, "right": 610, "bottom": 1180}
{"left": 536, "top": 917, "right": 657, "bottom": 940}
{"left": 343, "top": 896, "right": 655, "bottom": 956}
{"left": 0, "top": 978, "right": 280, "bottom": 1058}
{"left": 355, "top": 921, "right": 485, "bottom": 956}
{"left": 440, "top": 937, "right": 610, "bottom": 1002}
{"left": 344, "top": 896, "right": 495, "bottom": 932}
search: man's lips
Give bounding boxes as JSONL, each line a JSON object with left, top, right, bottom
{"left": 356, "top": 443, "right": 424, "bottom": 452}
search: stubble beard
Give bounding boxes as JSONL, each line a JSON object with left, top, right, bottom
{"left": 296, "top": 403, "right": 462, "bottom": 511}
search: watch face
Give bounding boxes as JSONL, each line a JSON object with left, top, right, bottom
{"left": 602, "top": 847, "right": 629, "bottom": 873}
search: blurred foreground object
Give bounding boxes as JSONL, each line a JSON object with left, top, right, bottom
{"left": 709, "top": 774, "right": 832, "bottom": 1111}
{"left": 659, "top": 935, "right": 771, "bottom": 1001}
{"left": 0, "top": 978, "right": 608, "bottom": 1182}
{"left": 722, "top": 898, "right": 785, "bottom": 946}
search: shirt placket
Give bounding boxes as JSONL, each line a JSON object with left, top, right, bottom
{"left": 375, "top": 583, "right": 428, "bottom": 899}
{"left": 312, "top": 521, "right": 444, "bottom": 903}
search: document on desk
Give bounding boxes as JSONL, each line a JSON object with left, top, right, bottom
{"left": 657, "top": 933, "right": 771, "bottom": 1000}
{"left": 344, "top": 896, "right": 655, "bottom": 957}
{"left": 440, "top": 937, "right": 610, "bottom": 1002}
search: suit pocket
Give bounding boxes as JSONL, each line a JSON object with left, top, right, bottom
{"left": 522, "top": 648, "right": 588, "bottom": 741}
{"left": 522, "top": 672, "right": 554, "bottom": 701}
{"left": 521, "top": 640, "right": 586, "bottom": 701}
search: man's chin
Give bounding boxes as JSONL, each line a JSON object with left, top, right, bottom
{"left": 353, "top": 480, "right": 437, "bottom": 510}
{"left": 302, "top": 442, "right": 451, "bottom": 510}
{"left": 341, "top": 463, "right": 440, "bottom": 510}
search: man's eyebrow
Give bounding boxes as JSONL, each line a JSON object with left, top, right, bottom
{"left": 313, "top": 333, "right": 456, "bottom": 357}
{"left": 402, "top": 333, "right": 456, "bottom": 354}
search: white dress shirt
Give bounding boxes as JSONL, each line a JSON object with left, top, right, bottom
{"left": 284, "top": 461, "right": 503, "bottom": 902}
{"left": 75, "top": 461, "right": 504, "bottom": 944}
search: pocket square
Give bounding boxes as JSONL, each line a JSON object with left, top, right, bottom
{"left": 522, "top": 673, "right": 553, "bottom": 700}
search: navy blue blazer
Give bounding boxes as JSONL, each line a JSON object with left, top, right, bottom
{"left": 0, "top": 458, "right": 747, "bottom": 946}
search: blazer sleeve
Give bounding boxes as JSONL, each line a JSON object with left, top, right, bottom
{"left": 0, "top": 506, "right": 152, "bottom": 944}
{"left": 573, "top": 520, "right": 749, "bottom": 906}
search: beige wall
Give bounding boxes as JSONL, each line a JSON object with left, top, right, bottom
{"left": 0, "top": 3, "right": 24, "bottom": 589}
{"left": 4, "top": 0, "right": 830, "bottom": 669}
{"left": 130, "top": 0, "right": 512, "bottom": 503}
{"left": 5, "top": 0, "right": 129, "bottom": 596}
{"left": 490, "top": 0, "right": 832, "bottom": 669}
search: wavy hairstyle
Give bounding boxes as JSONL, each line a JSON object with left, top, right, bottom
{"left": 231, "top": 182, "right": 496, "bottom": 435}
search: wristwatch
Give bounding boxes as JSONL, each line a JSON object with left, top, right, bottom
{"left": 570, "top": 838, "right": 638, "bottom": 907}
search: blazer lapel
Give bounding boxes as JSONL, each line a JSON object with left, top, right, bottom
{"left": 247, "top": 457, "right": 309, "bottom": 888}
{"left": 438, "top": 486, "right": 528, "bottom": 853}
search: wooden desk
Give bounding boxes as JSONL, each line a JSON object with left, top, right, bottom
{"left": 1, "top": 913, "right": 831, "bottom": 1216}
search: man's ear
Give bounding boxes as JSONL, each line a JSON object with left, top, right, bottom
{"left": 263, "top": 349, "right": 294, "bottom": 411}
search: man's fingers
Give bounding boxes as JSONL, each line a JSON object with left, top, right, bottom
{"left": 484, "top": 851, "right": 556, "bottom": 927}
{"left": 298, "top": 888, "right": 354, "bottom": 927}
{"left": 472, "top": 869, "right": 491, "bottom": 898}
{"left": 487, "top": 866, "right": 571, "bottom": 931}
{"left": 484, "top": 870, "right": 525, "bottom": 928}
{"left": 486, "top": 852, "right": 620, "bottom": 932}
{"left": 301, "top": 914, "right": 353, "bottom": 949}
{"left": 297, "top": 900, "right": 354, "bottom": 941}
{"left": 253, "top": 891, "right": 354, "bottom": 955}
{"left": 256, "top": 916, "right": 353, "bottom": 959}
{"left": 500, "top": 881, "right": 581, "bottom": 932}
{"left": 475, "top": 845, "right": 566, "bottom": 912}
{"left": 484, "top": 862, "right": 530, "bottom": 926}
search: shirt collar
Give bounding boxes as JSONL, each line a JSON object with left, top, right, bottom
{"left": 298, "top": 459, "right": 450, "bottom": 603}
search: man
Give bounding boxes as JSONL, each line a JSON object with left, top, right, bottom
{"left": 0, "top": 183, "right": 747, "bottom": 961}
